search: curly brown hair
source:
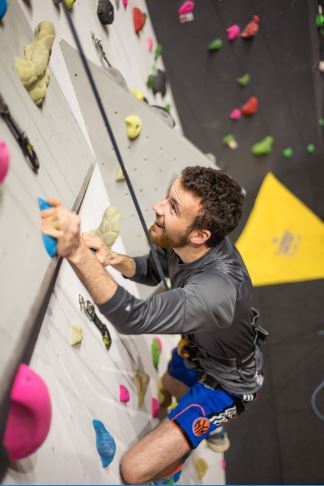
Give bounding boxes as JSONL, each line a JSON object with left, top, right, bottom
{"left": 181, "top": 166, "right": 244, "bottom": 247}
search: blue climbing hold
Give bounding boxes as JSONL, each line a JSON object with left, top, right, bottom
{"left": 0, "top": 0, "right": 7, "bottom": 19}
{"left": 38, "top": 198, "right": 57, "bottom": 257}
{"left": 92, "top": 419, "right": 116, "bottom": 468}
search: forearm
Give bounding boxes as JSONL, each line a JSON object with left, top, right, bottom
{"left": 68, "top": 244, "right": 118, "bottom": 305}
{"left": 109, "top": 252, "right": 136, "bottom": 278}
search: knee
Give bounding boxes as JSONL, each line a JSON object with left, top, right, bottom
{"left": 120, "top": 451, "right": 147, "bottom": 484}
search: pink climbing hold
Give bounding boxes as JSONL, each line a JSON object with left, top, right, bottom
{"left": 178, "top": 1, "right": 194, "bottom": 15}
{"left": 226, "top": 24, "right": 240, "bottom": 41}
{"left": 0, "top": 139, "right": 10, "bottom": 184}
{"left": 151, "top": 397, "right": 160, "bottom": 418}
{"left": 230, "top": 108, "right": 241, "bottom": 120}
{"left": 119, "top": 384, "right": 130, "bottom": 403}
{"left": 147, "top": 37, "right": 154, "bottom": 52}
{"left": 122, "top": 0, "right": 127, "bottom": 9}
{"left": 220, "top": 458, "right": 227, "bottom": 470}
{"left": 3, "top": 364, "right": 52, "bottom": 461}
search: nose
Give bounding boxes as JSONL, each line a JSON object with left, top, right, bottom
{"left": 153, "top": 197, "right": 167, "bottom": 215}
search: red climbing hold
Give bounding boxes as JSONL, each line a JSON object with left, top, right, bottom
{"left": 133, "top": 7, "right": 146, "bottom": 34}
{"left": 241, "top": 96, "right": 258, "bottom": 116}
{"left": 241, "top": 15, "right": 260, "bottom": 39}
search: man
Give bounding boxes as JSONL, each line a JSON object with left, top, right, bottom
{"left": 41, "top": 166, "right": 264, "bottom": 484}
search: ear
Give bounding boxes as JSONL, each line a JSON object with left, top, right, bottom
{"left": 190, "top": 229, "right": 211, "bottom": 245}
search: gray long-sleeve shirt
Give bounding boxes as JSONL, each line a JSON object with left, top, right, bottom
{"left": 98, "top": 237, "right": 264, "bottom": 394}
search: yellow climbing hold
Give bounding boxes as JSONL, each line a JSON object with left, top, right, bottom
{"left": 167, "top": 400, "right": 178, "bottom": 413}
{"left": 64, "top": 0, "right": 76, "bottom": 9}
{"left": 130, "top": 88, "right": 146, "bottom": 101}
{"left": 194, "top": 456, "right": 208, "bottom": 480}
{"left": 70, "top": 323, "right": 84, "bottom": 346}
{"left": 135, "top": 370, "right": 150, "bottom": 407}
{"left": 88, "top": 206, "right": 120, "bottom": 248}
{"left": 236, "top": 172, "right": 324, "bottom": 286}
{"left": 15, "top": 22, "right": 55, "bottom": 106}
{"left": 125, "top": 115, "right": 142, "bottom": 140}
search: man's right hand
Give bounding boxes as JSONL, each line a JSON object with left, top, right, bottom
{"left": 82, "top": 233, "right": 118, "bottom": 267}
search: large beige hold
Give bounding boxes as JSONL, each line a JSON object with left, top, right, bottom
{"left": 88, "top": 206, "right": 121, "bottom": 248}
{"left": 135, "top": 370, "right": 150, "bottom": 407}
{"left": 15, "top": 22, "right": 55, "bottom": 106}
{"left": 194, "top": 456, "right": 208, "bottom": 481}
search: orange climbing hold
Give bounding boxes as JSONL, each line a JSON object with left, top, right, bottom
{"left": 241, "top": 15, "right": 260, "bottom": 39}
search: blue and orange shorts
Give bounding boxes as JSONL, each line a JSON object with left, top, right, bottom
{"left": 167, "top": 347, "right": 245, "bottom": 449}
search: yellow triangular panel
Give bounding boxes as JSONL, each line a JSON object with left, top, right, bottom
{"left": 236, "top": 172, "right": 324, "bottom": 286}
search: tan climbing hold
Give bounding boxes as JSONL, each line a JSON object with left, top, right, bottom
{"left": 157, "top": 377, "right": 172, "bottom": 408}
{"left": 194, "top": 456, "right": 208, "bottom": 480}
{"left": 88, "top": 206, "right": 120, "bottom": 248}
{"left": 115, "top": 166, "right": 125, "bottom": 182}
{"left": 135, "top": 370, "right": 150, "bottom": 407}
{"left": 15, "top": 22, "right": 55, "bottom": 106}
{"left": 125, "top": 115, "right": 142, "bottom": 140}
{"left": 70, "top": 323, "right": 84, "bottom": 346}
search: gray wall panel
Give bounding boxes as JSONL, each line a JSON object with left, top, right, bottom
{"left": 0, "top": 2, "right": 95, "bottom": 414}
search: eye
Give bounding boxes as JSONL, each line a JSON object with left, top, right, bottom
{"left": 170, "top": 202, "right": 176, "bottom": 214}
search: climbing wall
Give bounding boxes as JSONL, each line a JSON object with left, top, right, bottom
{"left": 2, "top": 0, "right": 224, "bottom": 484}
{"left": 0, "top": 0, "right": 95, "bottom": 431}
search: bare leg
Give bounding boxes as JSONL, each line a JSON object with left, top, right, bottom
{"left": 161, "top": 371, "right": 190, "bottom": 401}
{"left": 120, "top": 418, "right": 191, "bottom": 484}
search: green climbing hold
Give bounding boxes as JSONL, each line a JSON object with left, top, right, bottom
{"left": 237, "top": 73, "right": 250, "bottom": 87}
{"left": 163, "top": 103, "right": 171, "bottom": 113}
{"left": 307, "top": 144, "right": 315, "bottom": 154}
{"left": 146, "top": 74, "right": 153, "bottom": 89}
{"left": 282, "top": 147, "right": 293, "bottom": 158}
{"left": 316, "top": 14, "right": 324, "bottom": 28}
{"left": 222, "top": 134, "right": 238, "bottom": 149}
{"left": 251, "top": 136, "right": 273, "bottom": 156}
{"left": 208, "top": 38, "right": 223, "bottom": 51}
{"left": 154, "top": 43, "right": 163, "bottom": 60}
{"left": 319, "top": 118, "right": 324, "bottom": 126}
{"left": 151, "top": 338, "right": 161, "bottom": 370}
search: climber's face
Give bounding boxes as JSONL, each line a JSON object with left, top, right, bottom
{"left": 150, "top": 178, "right": 202, "bottom": 249}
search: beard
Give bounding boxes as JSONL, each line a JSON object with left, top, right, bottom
{"left": 149, "top": 224, "right": 190, "bottom": 249}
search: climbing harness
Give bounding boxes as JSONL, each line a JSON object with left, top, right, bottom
{"left": 79, "top": 294, "right": 112, "bottom": 350}
{"left": 178, "top": 308, "right": 269, "bottom": 370}
{"left": 0, "top": 94, "right": 39, "bottom": 173}
{"left": 63, "top": 5, "right": 168, "bottom": 290}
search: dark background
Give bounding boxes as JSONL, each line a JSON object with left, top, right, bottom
{"left": 146, "top": 0, "right": 324, "bottom": 483}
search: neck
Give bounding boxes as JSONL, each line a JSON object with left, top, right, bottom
{"left": 174, "top": 244, "right": 211, "bottom": 264}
